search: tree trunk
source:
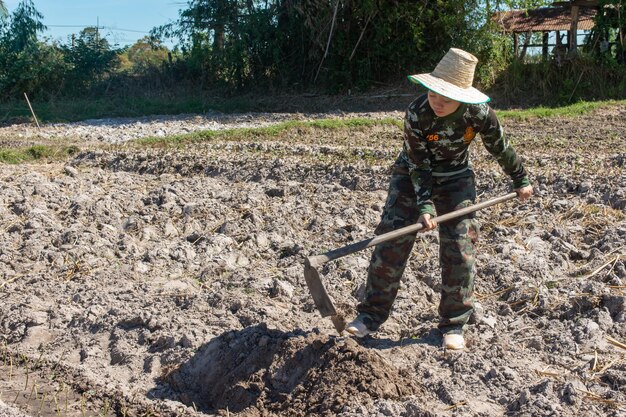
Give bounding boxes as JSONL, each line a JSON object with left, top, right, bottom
{"left": 213, "top": 0, "right": 226, "bottom": 52}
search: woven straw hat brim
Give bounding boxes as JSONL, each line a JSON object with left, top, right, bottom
{"left": 408, "top": 74, "right": 490, "bottom": 104}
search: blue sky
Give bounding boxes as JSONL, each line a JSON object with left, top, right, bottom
{"left": 4, "top": 0, "right": 185, "bottom": 47}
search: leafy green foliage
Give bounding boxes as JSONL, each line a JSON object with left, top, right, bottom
{"left": 152, "top": 0, "right": 513, "bottom": 91}
{"left": 591, "top": 0, "right": 626, "bottom": 64}
{"left": 0, "top": 0, "right": 62, "bottom": 99}
{"left": 0, "top": 1, "right": 121, "bottom": 99}
{"left": 61, "top": 27, "right": 120, "bottom": 93}
{"left": 0, "top": 41, "right": 69, "bottom": 99}
{"left": 120, "top": 37, "right": 170, "bottom": 74}
{"left": 3, "top": 0, "right": 44, "bottom": 52}
{"left": 0, "top": 0, "right": 622, "bottom": 108}
{"left": 491, "top": 54, "right": 626, "bottom": 106}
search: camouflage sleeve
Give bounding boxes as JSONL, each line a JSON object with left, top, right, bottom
{"left": 403, "top": 114, "right": 436, "bottom": 217}
{"left": 478, "top": 106, "right": 530, "bottom": 188}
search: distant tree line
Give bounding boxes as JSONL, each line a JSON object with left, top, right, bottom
{"left": 152, "top": 0, "right": 507, "bottom": 91}
{"left": 0, "top": 0, "right": 170, "bottom": 100}
{"left": 0, "top": 0, "right": 624, "bottom": 102}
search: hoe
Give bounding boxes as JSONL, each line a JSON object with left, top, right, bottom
{"left": 304, "top": 192, "right": 517, "bottom": 334}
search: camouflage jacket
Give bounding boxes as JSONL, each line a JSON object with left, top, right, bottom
{"left": 400, "top": 94, "right": 530, "bottom": 216}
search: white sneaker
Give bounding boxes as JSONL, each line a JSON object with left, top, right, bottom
{"left": 443, "top": 333, "right": 465, "bottom": 350}
{"left": 345, "top": 318, "right": 371, "bottom": 338}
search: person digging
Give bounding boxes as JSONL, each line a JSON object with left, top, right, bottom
{"left": 345, "top": 48, "right": 533, "bottom": 350}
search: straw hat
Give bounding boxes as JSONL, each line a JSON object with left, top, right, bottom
{"left": 408, "top": 48, "right": 490, "bottom": 104}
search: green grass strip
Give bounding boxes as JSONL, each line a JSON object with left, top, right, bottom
{"left": 134, "top": 99, "right": 625, "bottom": 147}
{"left": 135, "top": 117, "right": 402, "bottom": 146}
{"left": 498, "top": 99, "right": 626, "bottom": 121}
{"left": 132, "top": 97, "right": 626, "bottom": 147}
{"left": 0, "top": 145, "right": 80, "bottom": 164}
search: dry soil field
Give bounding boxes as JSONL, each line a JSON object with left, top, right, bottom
{"left": 0, "top": 103, "right": 625, "bottom": 417}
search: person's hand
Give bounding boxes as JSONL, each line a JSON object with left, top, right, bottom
{"left": 418, "top": 213, "right": 437, "bottom": 231}
{"left": 516, "top": 185, "right": 533, "bottom": 201}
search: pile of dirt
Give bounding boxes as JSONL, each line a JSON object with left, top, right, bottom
{"left": 162, "top": 324, "right": 422, "bottom": 416}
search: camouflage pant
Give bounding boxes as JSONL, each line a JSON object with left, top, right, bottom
{"left": 356, "top": 164, "right": 479, "bottom": 333}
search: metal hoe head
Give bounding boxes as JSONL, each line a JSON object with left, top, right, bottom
{"left": 303, "top": 257, "right": 346, "bottom": 334}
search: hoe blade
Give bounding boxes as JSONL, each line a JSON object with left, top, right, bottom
{"left": 303, "top": 258, "right": 337, "bottom": 317}
{"left": 304, "top": 258, "right": 346, "bottom": 334}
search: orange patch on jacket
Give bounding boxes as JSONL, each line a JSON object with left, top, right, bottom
{"left": 426, "top": 134, "right": 439, "bottom": 142}
{"left": 463, "top": 126, "right": 476, "bottom": 144}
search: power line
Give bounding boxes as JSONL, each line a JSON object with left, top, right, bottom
{"left": 46, "top": 25, "right": 90, "bottom": 28}
{"left": 47, "top": 24, "right": 150, "bottom": 34}
{"left": 103, "top": 26, "right": 150, "bottom": 34}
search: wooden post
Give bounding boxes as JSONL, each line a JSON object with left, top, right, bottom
{"left": 520, "top": 32, "right": 531, "bottom": 60}
{"left": 542, "top": 32, "right": 549, "bottom": 59}
{"left": 569, "top": 5, "right": 580, "bottom": 55}
{"left": 23, "top": 93, "right": 40, "bottom": 129}
{"left": 513, "top": 33, "right": 519, "bottom": 57}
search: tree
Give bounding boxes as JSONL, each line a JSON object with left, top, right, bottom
{"left": 152, "top": 0, "right": 246, "bottom": 86}
{"left": 4, "top": 0, "right": 45, "bottom": 52}
{"left": 123, "top": 36, "right": 169, "bottom": 73}
{"left": 62, "top": 27, "right": 120, "bottom": 92}
{"left": 0, "top": 0, "right": 67, "bottom": 99}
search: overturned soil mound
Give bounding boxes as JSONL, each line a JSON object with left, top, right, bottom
{"left": 164, "top": 324, "right": 421, "bottom": 416}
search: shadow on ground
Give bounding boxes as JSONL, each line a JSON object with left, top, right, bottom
{"left": 357, "top": 328, "right": 442, "bottom": 350}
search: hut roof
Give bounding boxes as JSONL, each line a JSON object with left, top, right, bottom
{"left": 491, "top": 7, "right": 596, "bottom": 32}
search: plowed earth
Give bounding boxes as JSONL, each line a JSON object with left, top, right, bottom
{"left": 1, "top": 104, "right": 625, "bottom": 417}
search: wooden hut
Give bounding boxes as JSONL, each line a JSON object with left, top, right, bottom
{"left": 492, "top": 1, "right": 598, "bottom": 59}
